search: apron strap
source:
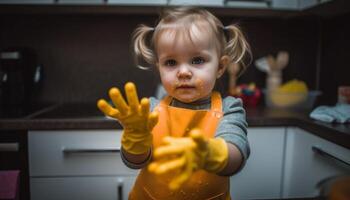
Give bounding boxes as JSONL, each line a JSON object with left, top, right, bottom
{"left": 210, "top": 92, "right": 222, "bottom": 112}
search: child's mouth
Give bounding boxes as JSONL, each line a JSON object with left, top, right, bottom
{"left": 177, "top": 85, "right": 195, "bottom": 89}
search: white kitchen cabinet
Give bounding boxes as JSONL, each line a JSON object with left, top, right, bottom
{"left": 230, "top": 127, "right": 286, "bottom": 200}
{"left": 28, "top": 130, "right": 138, "bottom": 200}
{"left": 282, "top": 127, "right": 350, "bottom": 198}
{"left": 28, "top": 130, "right": 136, "bottom": 176}
{"left": 30, "top": 176, "right": 136, "bottom": 200}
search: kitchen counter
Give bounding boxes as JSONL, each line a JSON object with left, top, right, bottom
{"left": 0, "top": 103, "right": 349, "bottom": 149}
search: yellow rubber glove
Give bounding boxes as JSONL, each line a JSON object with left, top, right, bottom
{"left": 148, "top": 129, "right": 228, "bottom": 190}
{"left": 97, "top": 82, "right": 158, "bottom": 154}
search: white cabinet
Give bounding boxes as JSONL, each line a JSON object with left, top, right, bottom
{"left": 282, "top": 127, "right": 350, "bottom": 198}
{"left": 230, "top": 127, "right": 286, "bottom": 200}
{"left": 28, "top": 130, "right": 138, "bottom": 200}
{"left": 30, "top": 176, "right": 136, "bottom": 200}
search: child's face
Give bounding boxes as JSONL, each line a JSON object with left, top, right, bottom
{"left": 156, "top": 27, "right": 227, "bottom": 103}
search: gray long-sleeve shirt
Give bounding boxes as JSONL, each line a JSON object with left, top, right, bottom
{"left": 121, "top": 95, "right": 250, "bottom": 174}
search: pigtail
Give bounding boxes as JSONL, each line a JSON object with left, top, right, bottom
{"left": 132, "top": 24, "right": 156, "bottom": 69}
{"left": 224, "top": 24, "right": 252, "bottom": 77}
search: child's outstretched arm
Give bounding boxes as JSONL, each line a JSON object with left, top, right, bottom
{"left": 97, "top": 82, "right": 158, "bottom": 164}
{"left": 218, "top": 143, "right": 243, "bottom": 176}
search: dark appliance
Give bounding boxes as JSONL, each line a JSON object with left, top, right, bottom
{"left": 0, "top": 48, "right": 42, "bottom": 117}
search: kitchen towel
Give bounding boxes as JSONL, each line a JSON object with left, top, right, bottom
{"left": 310, "top": 103, "right": 350, "bottom": 123}
{"left": 0, "top": 170, "right": 19, "bottom": 200}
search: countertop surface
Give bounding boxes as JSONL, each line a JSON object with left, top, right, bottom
{"left": 0, "top": 103, "right": 349, "bottom": 149}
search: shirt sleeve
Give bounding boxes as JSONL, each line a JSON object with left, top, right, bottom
{"left": 215, "top": 96, "right": 250, "bottom": 175}
{"left": 120, "top": 147, "right": 152, "bottom": 169}
{"left": 120, "top": 97, "right": 159, "bottom": 169}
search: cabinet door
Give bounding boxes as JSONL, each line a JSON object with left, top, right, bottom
{"left": 230, "top": 127, "right": 286, "bottom": 200}
{"left": 28, "top": 130, "right": 137, "bottom": 176}
{"left": 30, "top": 176, "right": 136, "bottom": 200}
{"left": 283, "top": 127, "right": 350, "bottom": 198}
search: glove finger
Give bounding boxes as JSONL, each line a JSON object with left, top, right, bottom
{"left": 109, "top": 87, "right": 129, "bottom": 116}
{"left": 154, "top": 145, "right": 185, "bottom": 159}
{"left": 148, "top": 161, "right": 159, "bottom": 173}
{"left": 147, "top": 111, "right": 159, "bottom": 130}
{"left": 169, "top": 164, "right": 192, "bottom": 191}
{"left": 168, "top": 151, "right": 195, "bottom": 190}
{"left": 140, "top": 98, "right": 150, "bottom": 117}
{"left": 190, "top": 128, "right": 207, "bottom": 151}
{"left": 153, "top": 156, "right": 186, "bottom": 175}
{"left": 125, "top": 82, "right": 140, "bottom": 113}
{"left": 97, "top": 99, "right": 121, "bottom": 119}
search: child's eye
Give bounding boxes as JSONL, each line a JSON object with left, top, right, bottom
{"left": 164, "top": 59, "right": 177, "bottom": 67}
{"left": 192, "top": 57, "right": 205, "bottom": 65}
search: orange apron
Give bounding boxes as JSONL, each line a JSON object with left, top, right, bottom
{"left": 129, "top": 92, "right": 230, "bottom": 200}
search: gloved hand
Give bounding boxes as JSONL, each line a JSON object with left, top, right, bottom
{"left": 97, "top": 82, "right": 158, "bottom": 154}
{"left": 148, "top": 129, "right": 228, "bottom": 190}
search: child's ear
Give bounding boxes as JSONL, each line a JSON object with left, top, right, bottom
{"left": 217, "top": 55, "right": 230, "bottom": 78}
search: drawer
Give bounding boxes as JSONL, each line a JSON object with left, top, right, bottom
{"left": 28, "top": 130, "right": 138, "bottom": 176}
{"left": 30, "top": 176, "right": 136, "bottom": 200}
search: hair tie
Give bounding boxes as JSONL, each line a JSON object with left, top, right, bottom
{"left": 222, "top": 26, "right": 230, "bottom": 40}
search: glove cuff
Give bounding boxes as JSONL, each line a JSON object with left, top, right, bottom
{"left": 204, "top": 138, "right": 228, "bottom": 173}
{"left": 121, "top": 130, "right": 152, "bottom": 155}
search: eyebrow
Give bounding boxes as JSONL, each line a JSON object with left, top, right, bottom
{"left": 159, "top": 50, "right": 211, "bottom": 60}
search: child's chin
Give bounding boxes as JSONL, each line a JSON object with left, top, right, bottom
{"left": 175, "top": 95, "right": 201, "bottom": 103}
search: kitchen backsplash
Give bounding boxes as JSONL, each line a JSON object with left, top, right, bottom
{"left": 319, "top": 13, "right": 350, "bottom": 105}
{"left": 0, "top": 13, "right": 323, "bottom": 104}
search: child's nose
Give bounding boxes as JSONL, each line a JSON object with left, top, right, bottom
{"left": 177, "top": 64, "right": 192, "bottom": 79}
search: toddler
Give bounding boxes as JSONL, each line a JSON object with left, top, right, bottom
{"left": 98, "top": 7, "right": 251, "bottom": 200}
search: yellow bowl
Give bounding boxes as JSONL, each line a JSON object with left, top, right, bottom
{"left": 264, "top": 90, "right": 321, "bottom": 109}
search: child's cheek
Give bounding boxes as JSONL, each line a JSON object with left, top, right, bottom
{"left": 160, "top": 76, "right": 174, "bottom": 95}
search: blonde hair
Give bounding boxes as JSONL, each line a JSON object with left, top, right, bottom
{"left": 132, "top": 7, "right": 252, "bottom": 76}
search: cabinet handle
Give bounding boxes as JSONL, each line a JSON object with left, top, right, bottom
{"left": 117, "top": 178, "right": 123, "bottom": 200}
{"left": 0, "top": 142, "right": 19, "bottom": 152}
{"left": 62, "top": 147, "right": 121, "bottom": 154}
{"left": 312, "top": 146, "right": 350, "bottom": 169}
